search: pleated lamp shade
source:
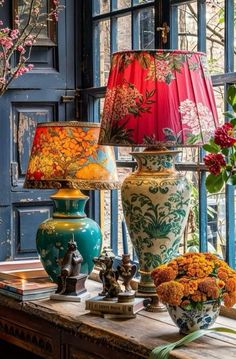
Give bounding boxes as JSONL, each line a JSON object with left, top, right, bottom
{"left": 98, "top": 50, "right": 218, "bottom": 147}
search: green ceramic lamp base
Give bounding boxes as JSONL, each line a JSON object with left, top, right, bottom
{"left": 36, "top": 189, "right": 102, "bottom": 283}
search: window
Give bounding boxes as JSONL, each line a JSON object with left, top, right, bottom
{"left": 170, "top": 0, "right": 236, "bottom": 268}
{"left": 80, "top": 0, "right": 236, "bottom": 268}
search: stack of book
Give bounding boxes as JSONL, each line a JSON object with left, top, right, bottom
{"left": 0, "top": 260, "right": 57, "bottom": 301}
{"left": 85, "top": 295, "right": 147, "bottom": 318}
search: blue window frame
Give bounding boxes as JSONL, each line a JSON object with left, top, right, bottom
{"left": 169, "top": 0, "right": 236, "bottom": 268}
{"left": 80, "top": 0, "right": 236, "bottom": 268}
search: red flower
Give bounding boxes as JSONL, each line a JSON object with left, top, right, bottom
{"left": 214, "top": 123, "right": 236, "bottom": 148}
{"left": 33, "top": 170, "right": 43, "bottom": 180}
{"left": 204, "top": 153, "right": 226, "bottom": 175}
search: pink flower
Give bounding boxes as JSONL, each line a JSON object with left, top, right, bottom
{"left": 0, "top": 0, "right": 62, "bottom": 96}
{"left": 179, "top": 99, "right": 215, "bottom": 143}
{"left": 204, "top": 153, "right": 226, "bottom": 175}
{"left": 214, "top": 123, "right": 236, "bottom": 148}
{"left": 10, "top": 29, "right": 19, "bottom": 39}
{"left": 17, "top": 45, "right": 25, "bottom": 53}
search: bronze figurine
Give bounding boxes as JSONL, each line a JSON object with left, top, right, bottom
{"left": 93, "top": 247, "right": 121, "bottom": 299}
{"left": 117, "top": 253, "right": 136, "bottom": 292}
{"left": 56, "top": 238, "right": 87, "bottom": 297}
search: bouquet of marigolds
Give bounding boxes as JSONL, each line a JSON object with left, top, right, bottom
{"left": 151, "top": 252, "right": 236, "bottom": 309}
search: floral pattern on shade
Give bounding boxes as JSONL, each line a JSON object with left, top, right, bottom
{"left": 24, "top": 122, "right": 119, "bottom": 190}
{"left": 99, "top": 50, "right": 218, "bottom": 147}
{"left": 179, "top": 99, "right": 215, "bottom": 144}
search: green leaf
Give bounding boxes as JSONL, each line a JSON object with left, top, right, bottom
{"left": 227, "top": 85, "right": 236, "bottom": 108}
{"left": 230, "top": 118, "right": 236, "bottom": 127}
{"left": 149, "top": 327, "right": 236, "bottom": 359}
{"left": 223, "top": 111, "right": 236, "bottom": 119}
{"left": 222, "top": 147, "right": 229, "bottom": 156}
{"left": 202, "top": 143, "right": 220, "bottom": 153}
{"left": 228, "top": 173, "right": 236, "bottom": 185}
{"left": 205, "top": 173, "right": 224, "bottom": 193}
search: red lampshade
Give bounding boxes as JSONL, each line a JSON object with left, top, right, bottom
{"left": 98, "top": 50, "right": 218, "bottom": 147}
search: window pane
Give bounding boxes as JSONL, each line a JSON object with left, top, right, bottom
{"left": 116, "top": 15, "right": 132, "bottom": 51}
{"left": 235, "top": 0, "right": 236, "bottom": 70}
{"left": 177, "top": 2, "right": 198, "bottom": 51}
{"left": 206, "top": 0, "right": 225, "bottom": 74}
{"left": 17, "top": 0, "right": 48, "bottom": 39}
{"left": 112, "top": 0, "right": 131, "bottom": 10}
{"left": 101, "top": 190, "right": 111, "bottom": 248}
{"left": 133, "top": 7, "right": 155, "bottom": 49}
{"left": 93, "top": 0, "right": 110, "bottom": 15}
{"left": 133, "top": 0, "right": 154, "bottom": 5}
{"left": 118, "top": 147, "right": 132, "bottom": 161}
{"left": 93, "top": 20, "right": 111, "bottom": 86}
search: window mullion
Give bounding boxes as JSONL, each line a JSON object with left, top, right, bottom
{"left": 111, "top": 16, "right": 117, "bottom": 53}
{"left": 199, "top": 172, "right": 208, "bottom": 252}
{"left": 197, "top": 0, "right": 206, "bottom": 52}
{"left": 170, "top": 4, "right": 178, "bottom": 48}
{"left": 225, "top": 0, "right": 234, "bottom": 73}
{"left": 225, "top": 0, "right": 235, "bottom": 268}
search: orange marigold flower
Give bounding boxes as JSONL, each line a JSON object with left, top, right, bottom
{"left": 217, "top": 267, "right": 230, "bottom": 282}
{"left": 191, "top": 290, "right": 207, "bottom": 302}
{"left": 156, "top": 281, "right": 184, "bottom": 306}
{"left": 151, "top": 265, "right": 177, "bottom": 286}
{"left": 152, "top": 252, "right": 236, "bottom": 308}
{"left": 225, "top": 277, "right": 236, "bottom": 292}
{"left": 179, "top": 278, "right": 199, "bottom": 296}
{"left": 198, "top": 278, "right": 220, "bottom": 299}
{"left": 223, "top": 292, "right": 236, "bottom": 308}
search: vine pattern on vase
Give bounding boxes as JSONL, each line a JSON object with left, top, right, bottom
{"left": 121, "top": 150, "right": 191, "bottom": 293}
{"left": 167, "top": 299, "right": 221, "bottom": 334}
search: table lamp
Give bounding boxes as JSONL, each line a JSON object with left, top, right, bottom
{"left": 98, "top": 50, "right": 218, "bottom": 308}
{"left": 24, "top": 121, "right": 119, "bottom": 283}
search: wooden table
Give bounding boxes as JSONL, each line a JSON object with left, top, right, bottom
{"left": 0, "top": 280, "right": 236, "bottom": 359}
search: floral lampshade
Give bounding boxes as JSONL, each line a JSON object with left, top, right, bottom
{"left": 98, "top": 50, "right": 219, "bottom": 147}
{"left": 24, "top": 121, "right": 119, "bottom": 190}
{"left": 24, "top": 121, "right": 119, "bottom": 284}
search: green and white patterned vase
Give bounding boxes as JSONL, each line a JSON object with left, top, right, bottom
{"left": 121, "top": 150, "right": 191, "bottom": 295}
{"left": 167, "top": 300, "right": 221, "bottom": 334}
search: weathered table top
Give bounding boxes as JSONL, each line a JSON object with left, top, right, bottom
{"left": 0, "top": 280, "right": 236, "bottom": 359}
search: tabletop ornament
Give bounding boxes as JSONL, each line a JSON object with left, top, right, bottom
{"left": 85, "top": 248, "right": 150, "bottom": 318}
{"left": 98, "top": 50, "right": 218, "bottom": 311}
{"left": 50, "top": 237, "right": 89, "bottom": 302}
{"left": 93, "top": 247, "right": 122, "bottom": 299}
{"left": 24, "top": 121, "right": 119, "bottom": 284}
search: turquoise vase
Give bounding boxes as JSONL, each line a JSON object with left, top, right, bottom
{"left": 121, "top": 150, "right": 191, "bottom": 296}
{"left": 36, "top": 189, "right": 102, "bottom": 283}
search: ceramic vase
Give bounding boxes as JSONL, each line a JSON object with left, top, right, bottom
{"left": 167, "top": 300, "right": 221, "bottom": 334}
{"left": 36, "top": 190, "right": 102, "bottom": 283}
{"left": 121, "top": 150, "right": 191, "bottom": 294}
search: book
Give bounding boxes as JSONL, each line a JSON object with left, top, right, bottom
{"left": 0, "top": 259, "right": 43, "bottom": 272}
{"left": 0, "top": 276, "right": 57, "bottom": 295}
{"left": 85, "top": 295, "right": 147, "bottom": 316}
{"left": 0, "top": 264, "right": 57, "bottom": 301}
{"left": 0, "top": 287, "right": 56, "bottom": 301}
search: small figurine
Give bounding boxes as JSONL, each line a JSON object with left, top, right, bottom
{"left": 55, "top": 238, "right": 87, "bottom": 298}
{"left": 117, "top": 253, "right": 137, "bottom": 292}
{"left": 60, "top": 239, "right": 83, "bottom": 279}
{"left": 93, "top": 247, "right": 121, "bottom": 299}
